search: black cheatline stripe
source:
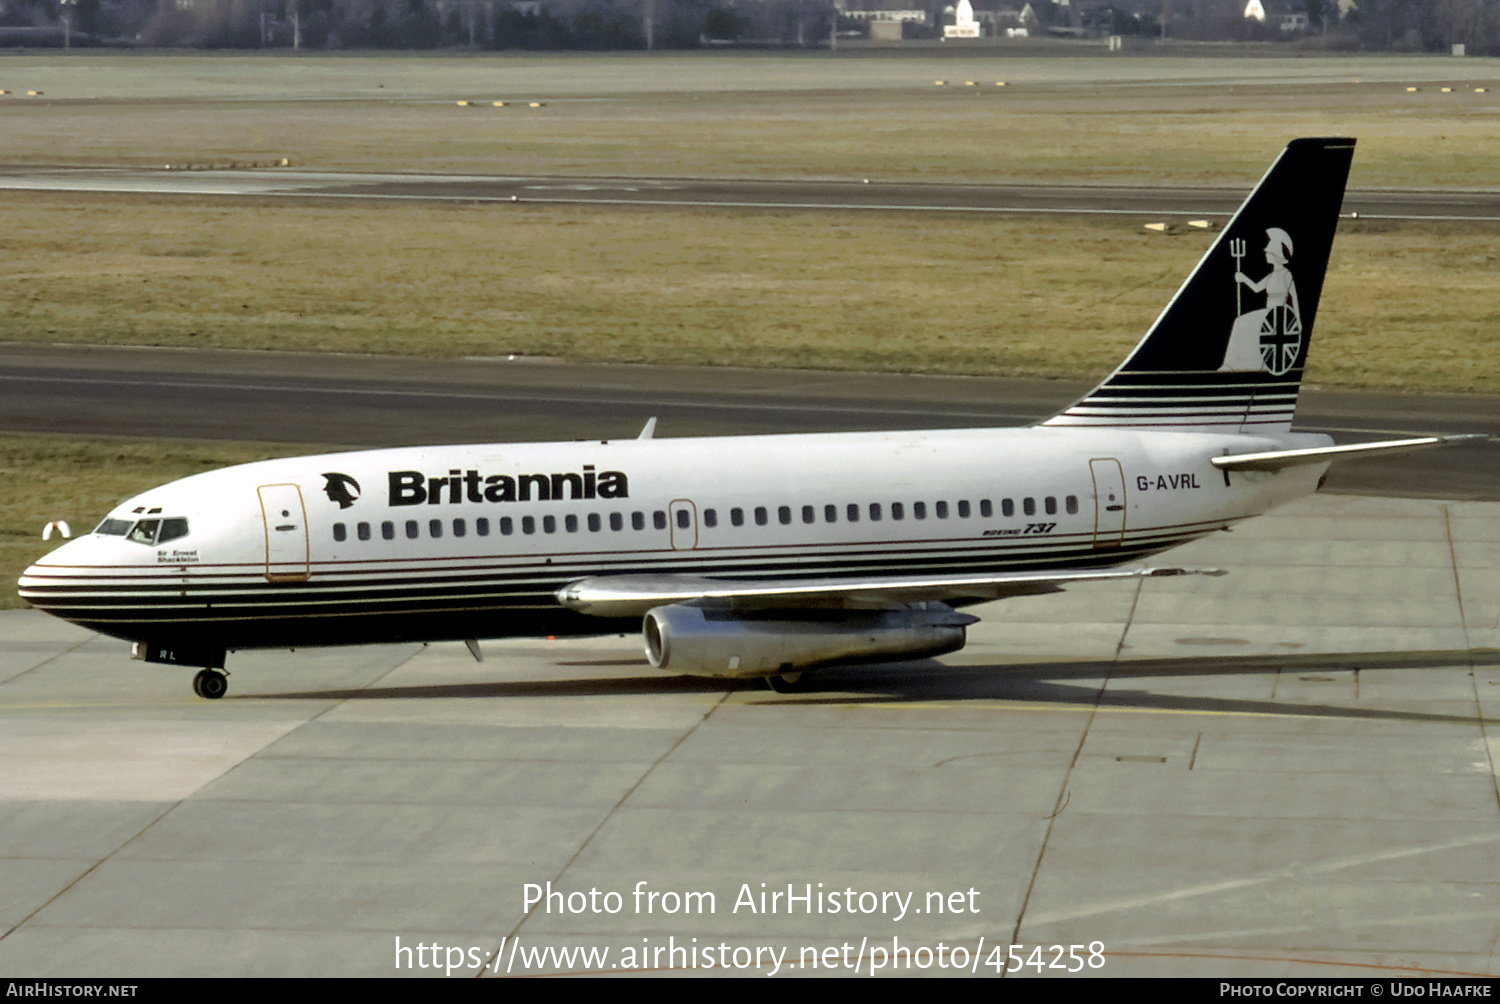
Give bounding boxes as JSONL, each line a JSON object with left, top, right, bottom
{"left": 1072, "top": 399, "right": 1297, "bottom": 411}
{"left": 25, "top": 521, "right": 1224, "bottom": 599}
{"left": 1102, "top": 369, "right": 1303, "bottom": 386}
{"left": 1084, "top": 389, "right": 1299, "bottom": 403}
{"left": 28, "top": 540, "right": 1197, "bottom": 624}
{"left": 21, "top": 534, "right": 1203, "bottom": 608}
{"left": 1069, "top": 404, "right": 1295, "bottom": 416}
{"left": 23, "top": 525, "right": 1221, "bottom": 607}
{"left": 1048, "top": 416, "right": 1293, "bottom": 428}
{"left": 17, "top": 537, "right": 1176, "bottom": 606}
{"left": 1064, "top": 393, "right": 1295, "bottom": 404}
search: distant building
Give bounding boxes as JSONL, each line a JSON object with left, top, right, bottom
{"left": 944, "top": 0, "right": 981, "bottom": 36}
{"left": 843, "top": 8, "right": 929, "bottom": 20}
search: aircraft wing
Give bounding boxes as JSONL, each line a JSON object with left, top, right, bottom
{"left": 1211, "top": 434, "right": 1487, "bottom": 472}
{"left": 556, "top": 565, "right": 1223, "bottom": 618}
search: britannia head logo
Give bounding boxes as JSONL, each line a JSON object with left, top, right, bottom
{"left": 321, "top": 472, "right": 361, "bottom": 509}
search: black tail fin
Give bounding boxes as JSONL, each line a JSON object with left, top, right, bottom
{"left": 1043, "top": 137, "right": 1354, "bottom": 432}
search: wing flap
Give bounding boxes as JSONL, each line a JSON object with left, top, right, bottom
{"left": 557, "top": 566, "right": 1223, "bottom": 618}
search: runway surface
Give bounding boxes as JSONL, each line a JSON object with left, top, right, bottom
{"left": 4, "top": 167, "right": 1500, "bottom": 222}
{"left": 3, "top": 343, "right": 1496, "bottom": 501}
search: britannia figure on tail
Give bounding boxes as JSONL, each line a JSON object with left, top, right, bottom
{"left": 1219, "top": 227, "right": 1303, "bottom": 375}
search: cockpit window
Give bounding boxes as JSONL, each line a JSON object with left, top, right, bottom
{"left": 110, "top": 517, "right": 191, "bottom": 546}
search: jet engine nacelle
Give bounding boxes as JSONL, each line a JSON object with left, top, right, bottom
{"left": 642, "top": 602, "right": 977, "bottom": 679}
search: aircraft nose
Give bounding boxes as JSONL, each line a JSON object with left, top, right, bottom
{"left": 18, "top": 536, "right": 89, "bottom": 610}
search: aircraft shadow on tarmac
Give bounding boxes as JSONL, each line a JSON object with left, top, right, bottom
{"left": 250, "top": 647, "right": 1500, "bottom": 727}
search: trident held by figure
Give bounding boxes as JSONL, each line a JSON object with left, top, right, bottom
{"left": 1230, "top": 237, "right": 1246, "bottom": 314}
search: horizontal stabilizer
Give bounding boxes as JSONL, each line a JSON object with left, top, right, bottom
{"left": 1211, "top": 434, "right": 1488, "bottom": 472}
{"left": 557, "top": 566, "right": 1225, "bottom": 618}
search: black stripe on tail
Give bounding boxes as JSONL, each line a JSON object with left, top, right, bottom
{"left": 1044, "top": 137, "right": 1355, "bottom": 432}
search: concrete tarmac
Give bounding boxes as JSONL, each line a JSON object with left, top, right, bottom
{"left": 1, "top": 493, "right": 1497, "bottom": 977}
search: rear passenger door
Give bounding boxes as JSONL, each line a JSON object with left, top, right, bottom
{"left": 1089, "top": 459, "right": 1126, "bottom": 549}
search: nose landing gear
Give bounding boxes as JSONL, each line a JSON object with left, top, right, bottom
{"left": 192, "top": 668, "right": 228, "bottom": 700}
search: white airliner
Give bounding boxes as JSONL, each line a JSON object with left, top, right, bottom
{"left": 18, "top": 138, "right": 1483, "bottom": 699}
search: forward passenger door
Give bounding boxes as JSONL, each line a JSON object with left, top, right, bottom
{"left": 258, "top": 484, "right": 310, "bottom": 582}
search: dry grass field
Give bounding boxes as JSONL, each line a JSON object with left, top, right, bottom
{"left": 2, "top": 193, "right": 1496, "bottom": 392}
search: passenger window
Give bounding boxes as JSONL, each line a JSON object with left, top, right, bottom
{"left": 778, "top": 506, "right": 792, "bottom": 525}
{"left": 1066, "top": 495, "right": 1079, "bottom": 515}
{"left": 846, "top": 503, "right": 859, "bottom": 523}
{"left": 653, "top": 511, "right": 667, "bottom": 530}
{"left": 522, "top": 516, "right": 535, "bottom": 535}
{"left": 914, "top": 502, "right": 927, "bottom": 519}
{"left": 476, "top": 518, "right": 490, "bottom": 536}
{"left": 406, "top": 520, "right": 419, "bottom": 539}
{"left": 676, "top": 509, "right": 690, "bottom": 529}
{"left": 869, "top": 503, "right": 882, "bottom": 521}
{"left": 1023, "top": 498, "right": 1036, "bottom": 517}
{"left": 891, "top": 503, "right": 904, "bottom": 521}
{"left": 731, "top": 508, "right": 744, "bottom": 527}
{"left": 333, "top": 523, "right": 347, "bottom": 542}
{"left": 1045, "top": 496, "right": 1057, "bottom": 516}
{"left": 980, "top": 499, "right": 992, "bottom": 518}
{"left": 632, "top": 512, "right": 645, "bottom": 531}
{"left": 1002, "top": 499, "right": 1015, "bottom": 518}
{"left": 703, "top": 509, "right": 717, "bottom": 528}
{"left": 429, "top": 519, "right": 443, "bottom": 538}
{"left": 500, "top": 517, "right": 514, "bottom": 536}
{"left": 802, "top": 505, "right": 815, "bottom": 524}
{"left": 565, "top": 514, "right": 578, "bottom": 533}
{"left": 824, "top": 504, "right": 837, "bottom": 523}
{"left": 543, "top": 515, "right": 556, "bottom": 534}
{"left": 382, "top": 521, "right": 395, "bottom": 541}
{"left": 610, "top": 512, "right": 623, "bottom": 531}
{"left": 935, "top": 501, "right": 948, "bottom": 519}
{"left": 588, "top": 513, "right": 601, "bottom": 532}
{"left": 453, "top": 518, "right": 466, "bottom": 538}
{"left": 357, "top": 522, "right": 371, "bottom": 541}
{"left": 755, "top": 507, "right": 768, "bottom": 526}
{"left": 958, "top": 500, "right": 971, "bottom": 518}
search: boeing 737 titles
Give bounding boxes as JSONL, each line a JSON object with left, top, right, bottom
{"left": 18, "top": 138, "right": 1485, "bottom": 698}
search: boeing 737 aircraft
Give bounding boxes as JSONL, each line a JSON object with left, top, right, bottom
{"left": 18, "top": 138, "right": 1484, "bottom": 698}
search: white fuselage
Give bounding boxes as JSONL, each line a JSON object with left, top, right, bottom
{"left": 19, "top": 425, "right": 1330, "bottom": 650}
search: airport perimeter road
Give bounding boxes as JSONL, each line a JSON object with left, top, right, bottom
{"left": 1, "top": 344, "right": 1496, "bottom": 501}
{"left": 2, "top": 167, "right": 1500, "bottom": 222}
{"left": 1, "top": 492, "right": 1496, "bottom": 977}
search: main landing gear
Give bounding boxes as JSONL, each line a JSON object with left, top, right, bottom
{"left": 764, "top": 670, "right": 816, "bottom": 694}
{"left": 192, "top": 668, "right": 228, "bottom": 700}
